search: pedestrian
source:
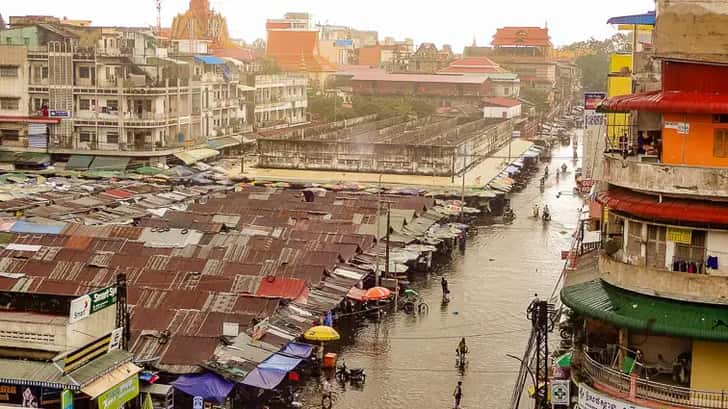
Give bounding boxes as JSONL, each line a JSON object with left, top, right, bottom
{"left": 453, "top": 381, "right": 463, "bottom": 409}
{"left": 441, "top": 276, "right": 449, "bottom": 295}
{"left": 321, "top": 378, "right": 334, "bottom": 409}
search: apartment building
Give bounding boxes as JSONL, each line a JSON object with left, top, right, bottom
{"left": 0, "top": 23, "right": 254, "bottom": 168}
{"left": 254, "top": 74, "right": 308, "bottom": 130}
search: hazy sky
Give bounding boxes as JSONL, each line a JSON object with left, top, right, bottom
{"left": 4, "top": 0, "right": 655, "bottom": 50}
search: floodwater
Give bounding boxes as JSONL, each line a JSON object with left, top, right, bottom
{"left": 300, "top": 134, "right": 584, "bottom": 409}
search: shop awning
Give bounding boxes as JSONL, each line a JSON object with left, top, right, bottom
{"left": 607, "top": 11, "right": 656, "bottom": 25}
{"left": 598, "top": 90, "right": 728, "bottom": 114}
{"left": 172, "top": 372, "right": 233, "bottom": 404}
{"left": 241, "top": 367, "right": 288, "bottom": 390}
{"left": 89, "top": 156, "right": 130, "bottom": 171}
{"left": 174, "top": 148, "right": 220, "bottom": 165}
{"left": 14, "top": 152, "right": 50, "bottom": 165}
{"left": 280, "top": 342, "right": 313, "bottom": 359}
{"left": 207, "top": 137, "right": 241, "bottom": 150}
{"left": 596, "top": 188, "right": 728, "bottom": 226}
{"left": 561, "top": 279, "right": 728, "bottom": 342}
{"left": 81, "top": 362, "right": 142, "bottom": 399}
{"left": 194, "top": 55, "right": 226, "bottom": 65}
{"left": 66, "top": 155, "right": 94, "bottom": 170}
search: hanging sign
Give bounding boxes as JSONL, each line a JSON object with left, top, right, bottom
{"left": 551, "top": 380, "right": 570, "bottom": 406}
{"left": 578, "top": 383, "right": 650, "bottom": 409}
{"left": 664, "top": 121, "right": 690, "bottom": 135}
{"left": 667, "top": 227, "right": 692, "bottom": 245}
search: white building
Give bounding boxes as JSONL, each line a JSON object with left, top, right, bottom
{"left": 482, "top": 97, "right": 522, "bottom": 119}
{"left": 254, "top": 74, "right": 308, "bottom": 129}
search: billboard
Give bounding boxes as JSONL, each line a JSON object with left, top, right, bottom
{"left": 583, "top": 92, "right": 607, "bottom": 111}
{"left": 69, "top": 286, "right": 117, "bottom": 323}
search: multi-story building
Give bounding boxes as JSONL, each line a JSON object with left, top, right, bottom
{"left": 489, "top": 26, "right": 556, "bottom": 95}
{"left": 254, "top": 74, "right": 308, "bottom": 130}
{"left": 563, "top": 3, "right": 728, "bottom": 408}
{"left": 438, "top": 56, "right": 521, "bottom": 98}
{"left": 401, "top": 43, "right": 455, "bottom": 74}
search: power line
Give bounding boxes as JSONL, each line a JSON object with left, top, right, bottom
{"left": 384, "top": 328, "right": 527, "bottom": 340}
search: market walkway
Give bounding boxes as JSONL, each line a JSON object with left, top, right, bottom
{"left": 228, "top": 139, "right": 534, "bottom": 189}
{"left": 298, "top": 132, "right": 583, "bottom": 409}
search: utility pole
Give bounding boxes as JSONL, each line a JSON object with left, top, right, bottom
{"left": 527, "top": 297, "right": 556, "bottom": 409}
{"left": 116, "top": 273, "right": 129, "bottom": 350}
{"left": 385, "top": 202, "right": 391, "bottom": 278}
{"left": 460, "top": 147, "right": 467, "bottom": 222}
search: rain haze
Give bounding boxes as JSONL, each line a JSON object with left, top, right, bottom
{"left": 5, "top": 0, "right": 654, "bottom": 49}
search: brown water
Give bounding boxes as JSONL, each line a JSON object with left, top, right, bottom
{"left": 300, "top": 135, "right": 583, "bottom": 409}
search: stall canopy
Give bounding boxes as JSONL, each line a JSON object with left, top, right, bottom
{"left": 281, "top": 342, "right": 313, "bottom": 359}
{"left": 241, "top": 353, "right": 303, "bottom": 390}
{"left": 172, "top": 372, "right": 233, "bottom": 403}
{"left": 258, "top": 354, "right": 302, "bottom": 372}
{"left": 66, "top": 155, "right": 94, "bottom": 170}
{"left": 89, "top": 156, "right": 130, "bottom": 171}
{"left": 195, "top": 55, "right": 226, "bottom": 65}
{"left": 174, "top": 148, "right": 220, "bottom": 165}
{"left": 81, "top": 362, "right": 142, "bottom": 399}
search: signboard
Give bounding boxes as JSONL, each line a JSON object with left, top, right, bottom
{"left": 667, "top": 227, "right": 692, "bottom": 245}
{"left": 551, "top": 380, "right": 570, "bottom": 407}
{"left": 584, "top": 92, "right": 607, "bottom": 111}
{"left": 512, "top": 131, "right": 522, "bottom": 138}
{"left": 50, "top": 110, "right": 71, "bottom": 118}
{"left": 193, "top": 396, "right": 204, "bottom": 409}
{"left": 584, "top": 112, "right": 605, "bottom": 127}
{"left": 61, "top": 390, "right": 74, "bottom": 409}
{"left": 97, "top": 376, "right": 139, "bottom": 409}
{"left": 108, "top": 327, "right": 124, "bottom": 352}
{"left": 69, "top": 286, "right": 118, "bottom": 323}
{"left": 0, "top": 385, "right": 42, "bottom": 407}
{"left": 63, "top": 332, "right": 113, "bottom": 374}
{"left": 664, "top": 121, "right": 690, "bottom": 135}
{"left": 578, "top": 383, "right": 649, "bottom": 409}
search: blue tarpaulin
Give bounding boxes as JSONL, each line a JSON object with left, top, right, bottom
{"left": 195, "top": 55, "right": 226, "bottom": 65}
{"left": 10, "top": 221, "right": 65, "bottom": 235}
{"left": 172, "top": 372, "right": 234, "bottom": 403}
{"left": 242, "top": 367, "right": 288, "bottom": 390}
{"left": 607, "top": 11, "right": 655, "bottom": 25}
{"left": 281, "top": 342, "right": 313, "bottom": 359}
{"left": 258, "top": 354, "right": 302, "bottom": 372}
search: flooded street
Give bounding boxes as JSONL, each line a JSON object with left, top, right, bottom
{"left": 301, "top": 135, "right": 584, "bottom": 409}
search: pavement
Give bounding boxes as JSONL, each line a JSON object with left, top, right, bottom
{"left": 227, "top": 139, "right": 534, "bottom": 189}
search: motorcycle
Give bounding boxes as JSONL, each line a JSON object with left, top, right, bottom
{"left": 336, "top": 363, "right": 366, "bottom": 384}
{"left": 503, "top": 208, "right": 516, "bottom": 224}
{"left": 542, "top": 208, "right": 551, "bottom": 222}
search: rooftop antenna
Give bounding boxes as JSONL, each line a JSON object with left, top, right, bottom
{"left": 155, "top": 0, "right": 162, "bottom": 35}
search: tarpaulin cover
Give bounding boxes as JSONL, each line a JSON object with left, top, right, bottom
{"left": 172, "top": 372, "right": 233, "bottom": 403}
{"left": 242, "top": 367, "right": 288, "bottom": 390}
{"left": 10, "top": 221, "right": 65, "bottom": 234}
{"left": 258, "top": 354, "right": 302, "bottom": 372}
{"left": 66, "top": 155, "right": 94, "bottom": 170}
{"left": 194, "top": 55, "right": 226, "bottom": 65}
{"left": 281, "top": 343, "right": 313, "bottom": 359}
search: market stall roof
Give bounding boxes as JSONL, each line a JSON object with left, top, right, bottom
{"left": 241, "top": 367, "right": 288, "bottom": 390}
{"left": 14, "top": 152, "right": 51, "bottom": 165}
{"left": 80, "top": 362, "right": 142, "bottom": 398}
{"left": 607, "top": 10, "right": 656, "bottom": 25}
{"left": 596, "top": 188, "right": 728, "bottom": 226}
{"left": 174, "top": 148, "right": 220, "bottom": 165}
{"left": 10, "top": 220, "right": 65, "bottom": 234}
{"left": 89, "top": 156, "right": 130, "bottom": 171}
{"left": 172, "top": 372, "right": 233, "bottom": 403}
{"left": 207, "top": 137, "right": 241, "bottom": 150}
{"left": 597, "top": 90, "right": 728, "bottom": 114}
{"left": 561, "top": 279, "right": 728, "bottom": 342}
{"left": 66, "top": 155, "right": 94, "bottom": 170}
{"left": 280, "top": 342, "right": 313, "bottom": 359}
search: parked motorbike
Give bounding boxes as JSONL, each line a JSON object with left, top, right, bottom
{"left": 503, "top": 208, "right": 516, "bottom": 224}
{"left": 336, "top": 362, "right": 366, "bottom": 384}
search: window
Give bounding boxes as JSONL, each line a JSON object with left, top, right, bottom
{"left": 0, "top": 98, "right": 19, "bottom": 110}
{"left": 79, "top": 67, "right": 90, "bottom": 79}
{"left": 106, "top": 132, "right": 119, "bottom": 144}
{"left": 504, "top": 87, "right": 511, "bottom": 96}
{"left": 79, "top": 132, "right": 94, "bottom": 143}
{"left": 714, "top": 129, "right": 728, "bottom": 158}
{"left": 33, "top": 98, "right": 49, "bottom": 111}
{"left": 0, "top": 129, "right": 20, "bottom": 141}
{"left": 674, "top": 230, "right": 706, "bottom": 262}
{"left": 106, "top": 100, "right": 119, "bottom": 112}
{"left": 79, "top": 99, "right": 90, "bottom": 111}
{"left": 0, "top": 65, "right": 18, "bottom": 78}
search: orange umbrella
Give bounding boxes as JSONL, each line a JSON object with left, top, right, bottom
{"left": 364, "top": 286, "right": 391, "bottom": 301}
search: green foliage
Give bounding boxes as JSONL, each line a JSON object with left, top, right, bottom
{"left": 519, "top": 88, "right": 550, "bottom": 114}
{"left": 561, "top": 33, "right": 632, "bottom": 93}
{"left": 307, "top": 92, "right": 436, "bottom": 122}
{"left": 258, "top": 57, "right": 281, "bottom": 75}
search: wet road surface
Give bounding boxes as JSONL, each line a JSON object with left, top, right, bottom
{"left": 300, "top": 136, "right": 583, "bottom": 409}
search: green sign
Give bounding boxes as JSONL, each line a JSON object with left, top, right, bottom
{"left": 61, "top": 390, "right": 73, "bottom": 409}
{"left": 97, "top": 376, "right": 138, "bottom": 409}
{"left": 90, "top": 286, "right": 118, "bottom": 314}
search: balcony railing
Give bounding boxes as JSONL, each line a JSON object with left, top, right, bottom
{"left": 581, "top": 351, "right": 728, "bottom": 408}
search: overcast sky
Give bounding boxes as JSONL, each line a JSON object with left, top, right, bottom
{"left": 4, "top": 0, "right": 655, "bottom": 50}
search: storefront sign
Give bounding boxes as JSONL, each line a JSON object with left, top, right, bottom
{"left": 61, "top": 390, "right": 74, "bottom": 409}
{"left": 0, "top": 384, "right": 42, "bottom": 407}
{"left": 585, "top": 112, "right": 605, "bottom": 127}
{"left": 97, "top": 376, "right": 139, "bottom": 409}
{"left": 667, "top": 227, "right": 692, "bottom": 245}
{"left": 578, "top": 383, "right": 649, "bottom": 409}
{"left": 50, "top": 110, "right": 71, "bottom": 118}
{"left": 664, "top": 121, "right": 690, "bottom": 135}
{"left": 69, "top": 286, "right": 117, "bottom": 323}
{"left": 108, "top": 327, "right": 124, "bottom": 351}
{"left": 584, "top": 92, "right": 607, "bottom": 111}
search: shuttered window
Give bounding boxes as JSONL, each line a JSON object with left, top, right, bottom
{"left": 714, "top": 129, "right": 728, "bottom": 158}
{"left": 646, "top": 225, "right": 667, "bottom": 269}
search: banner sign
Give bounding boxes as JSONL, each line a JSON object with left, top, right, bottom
{"left": 664, "top": 121, "right": 690, "bottom": 135}
{"left": 0, "top": 384, "right": 42, "bottom": 407}
{"left": 578, "top": 383, "right": 649, "bottom": 409}
{"left": 667, "top": 227, "right": 692, "bottom": 245}
{"left": 97, "top": 376, "right": 139, "bottom": 409}
{"left": 69, "top": 286, "right": 117, "bottom": 323}
{"left": 108, "top": 327, "right": 124, "bottom": 352}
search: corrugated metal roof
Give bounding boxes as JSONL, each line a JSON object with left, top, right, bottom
{"left": 160, "top": 336, "right": 219, "bottom": 365}
{"left": 256, "top": 277, "right": 307, "bottom": 301}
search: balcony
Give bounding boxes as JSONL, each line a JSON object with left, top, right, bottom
{"left": 602, "top": 153, "right": 728, "bottom": 198}
{"left": 599, "top": 255, "right": 728, "bottom": 305}
{"left": 580, "top": 351, "right": 727, "bottom": 409}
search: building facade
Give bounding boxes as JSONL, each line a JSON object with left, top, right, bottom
{"left": 254, "top": 74, "right": 308, "bottom": 129}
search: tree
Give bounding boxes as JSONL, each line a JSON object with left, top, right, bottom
{"left": 258, "top": 57, "right": 281, "bottom": 75}
{"left": 0, "top": 14, "right": 5, "bottom": 30}
{"left": 559, "top": 33, "right": 633, "bottom": 94}
{"left": 576, "top": 54, "right": 610, "bottom": 92}
{"left": 519, "top": 87, "right": 550, "bottom": 114}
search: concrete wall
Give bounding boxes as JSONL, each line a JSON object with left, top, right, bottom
{"left": 66, "top": 305, "right": 116, "bottom": 350}
{"left": 656, "top": 0, "right": 728, "bottom": 62}
{"left": 600, "top": 255, "right": 728, "bottom": 305}
{"left": 0, "top": 316, "right": 67, "bottom": 352}
{"left": 602, "top": 152, "right": 728, "bottom": 199}
{"left": 0, "top": 45, "right": 30, "bottom": 117}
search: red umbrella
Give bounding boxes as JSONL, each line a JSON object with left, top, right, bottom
{"left": 364, "top": 286, "right": 391, "bottom": 301}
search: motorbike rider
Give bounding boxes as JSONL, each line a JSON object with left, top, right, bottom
{"left": 543, "top": 204, "right": 551, "bottom": 219}
{"left": 561, "top": 163, "right": 568, "bottom": 173}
